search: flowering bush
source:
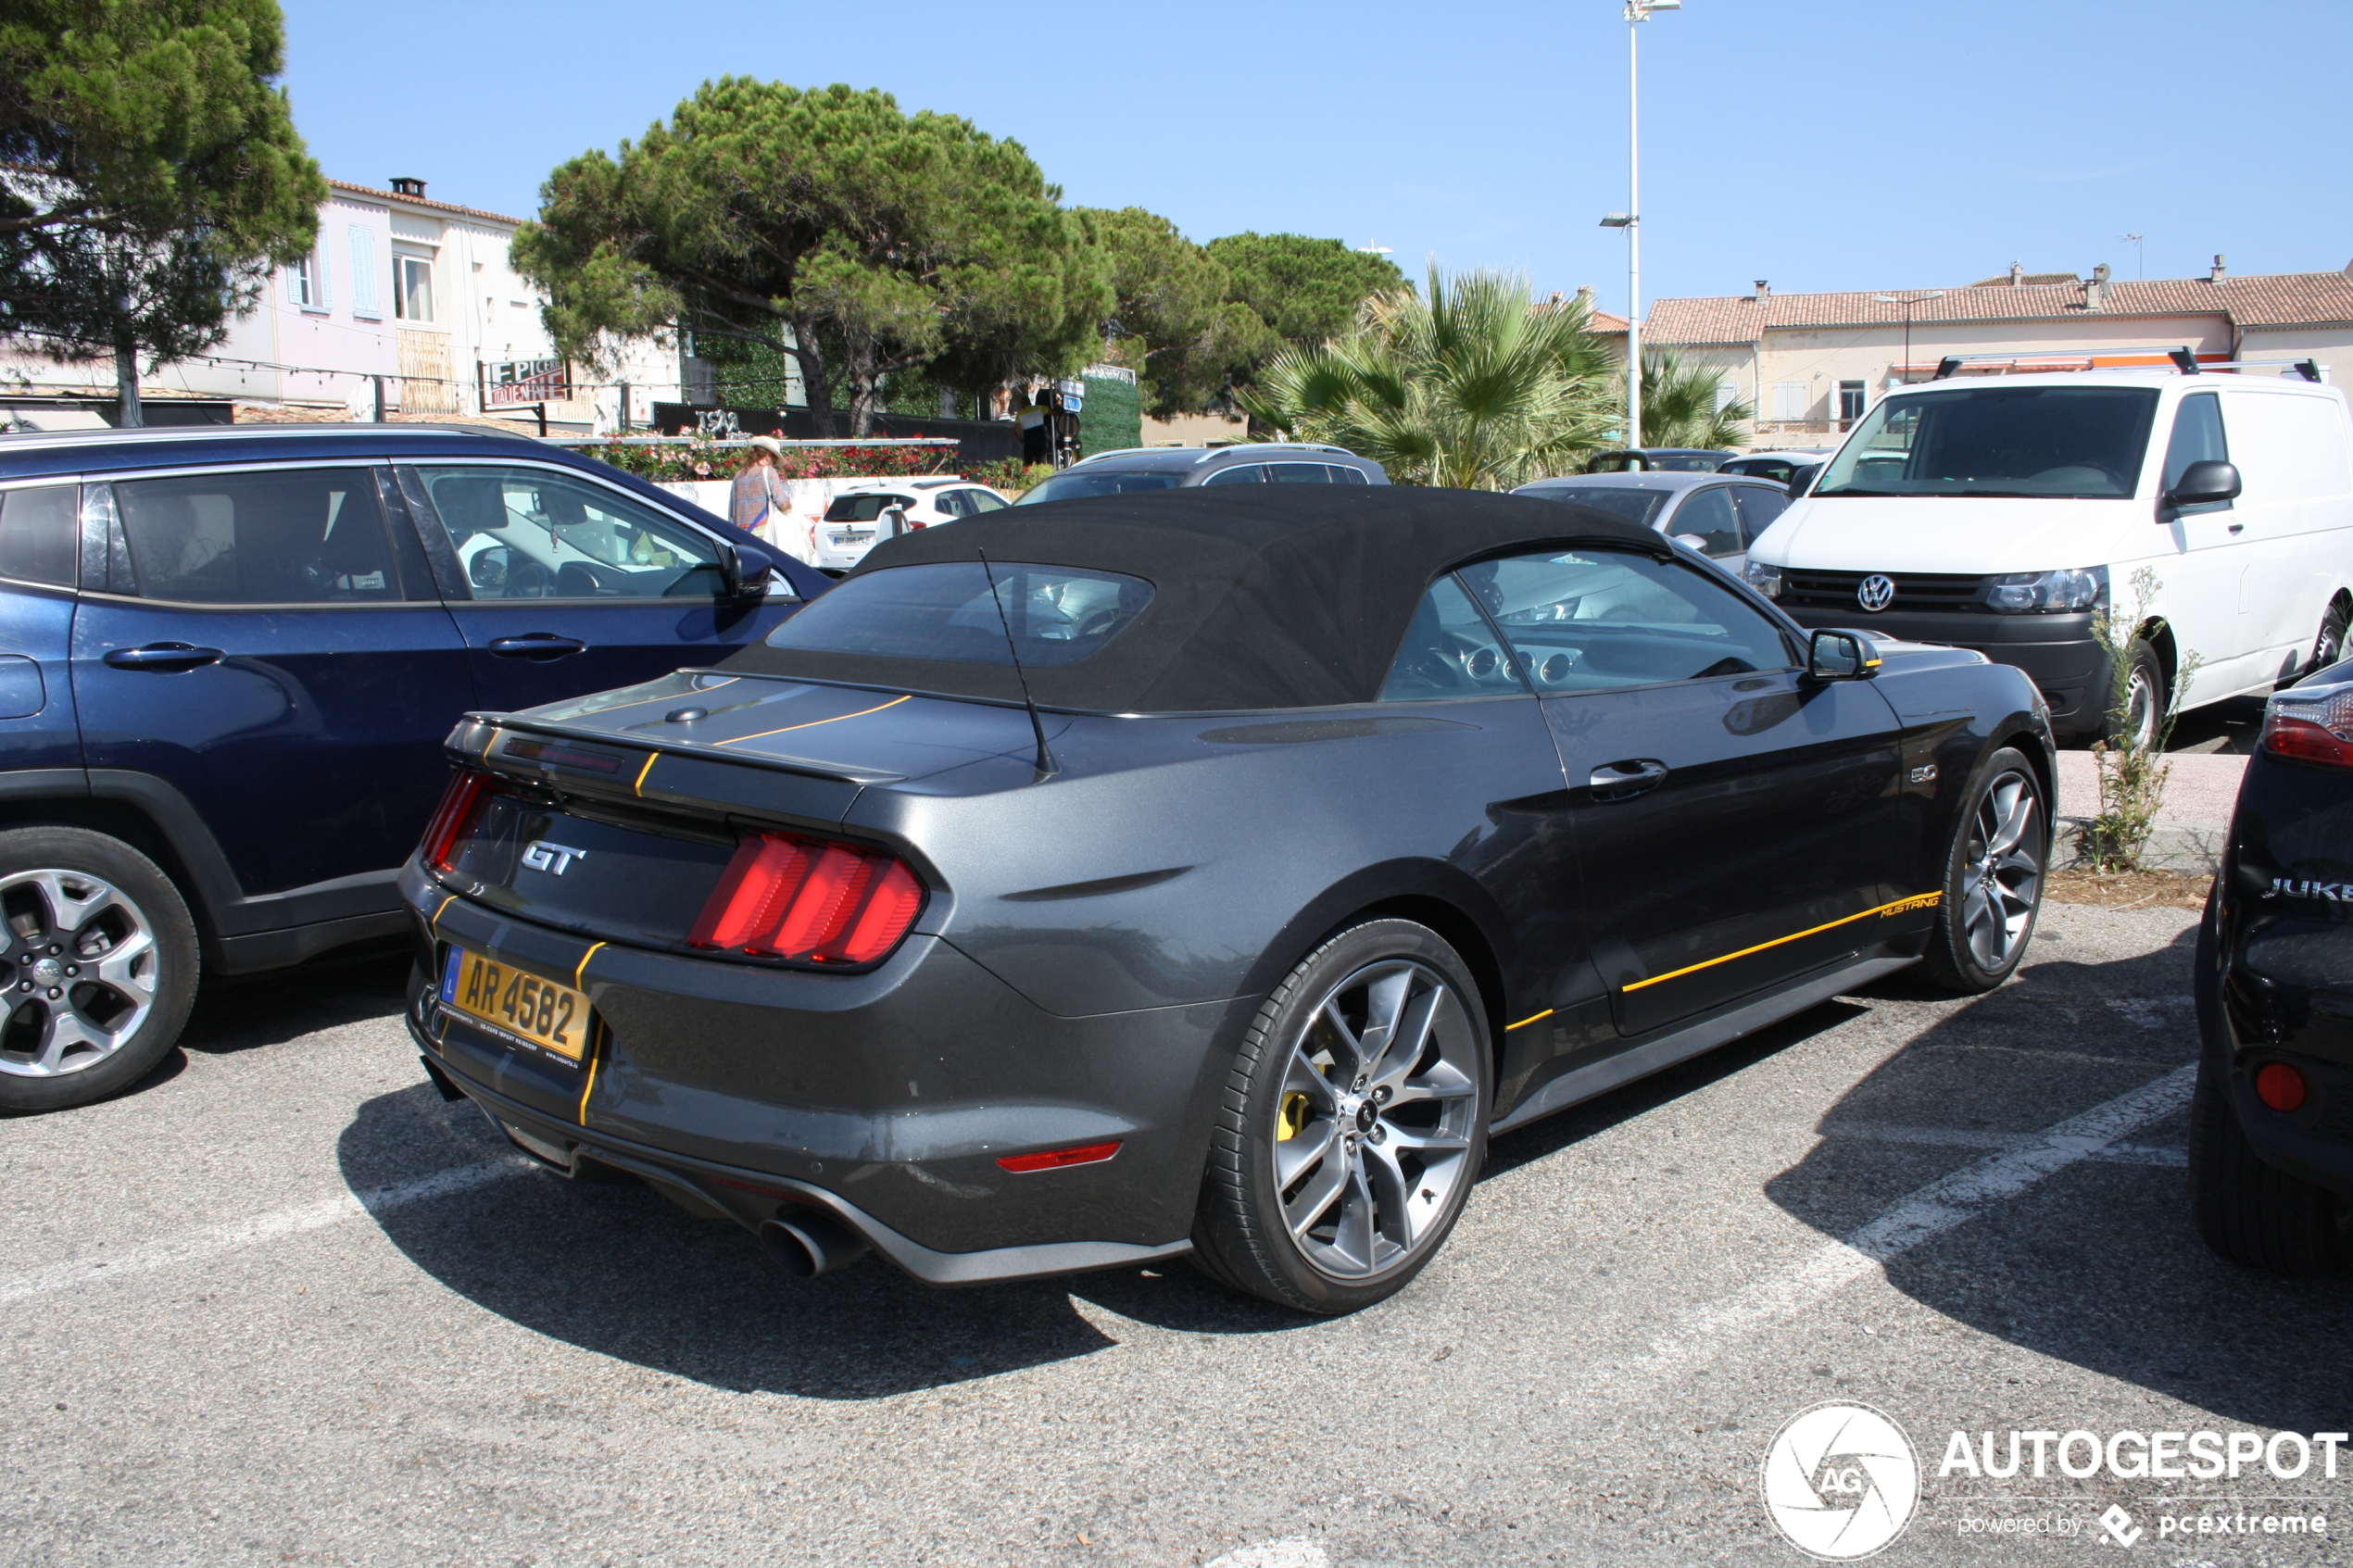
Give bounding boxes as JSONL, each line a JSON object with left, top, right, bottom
{"left": 579, "top": 438, "right": 956, "bottom": 483}
{"left": 971, "top": 458, "right": 1058, "bottom": 493}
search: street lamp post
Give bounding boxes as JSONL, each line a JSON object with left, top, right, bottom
{"left": 1871, "top": 290, "right": 1944, "bottom": 396}
{"left": 1604, "top": 0, "right": 1678, "bottom": 450}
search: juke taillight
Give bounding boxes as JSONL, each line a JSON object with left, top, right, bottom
{"left": 423, "top": 771, "right": 493, "bottom": 872}
{"left": 689, "top": 831, "right": 925, "bottom": 966}
{"left": 2262, "top": 686, "right": 2353, "bottom": 769}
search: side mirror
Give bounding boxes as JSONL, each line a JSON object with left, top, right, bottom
{"left": 1807, "top": 628, "right": 1880, "bottom": 681}
{"left": 466, "top": 545, "right": 510, "bottom": 591}
{"left": 715, "top": 540, "right": 771, "bottom": 602}
{"left": 1670, "top": 533, "right": 1709, "bottom": 552}
{"left": 2164, "top": 459, "right": 2241, "bottom": 510}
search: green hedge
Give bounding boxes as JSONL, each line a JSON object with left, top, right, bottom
{"left": 1079, "top": 374, "right": 1141, "bottom": 458}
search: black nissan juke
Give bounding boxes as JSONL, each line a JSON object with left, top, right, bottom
{"left": 402, "top": 488, "right": 2056, "bottom": 1313}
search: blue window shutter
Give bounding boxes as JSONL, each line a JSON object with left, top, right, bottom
{"left": 287, "top": 260, "right": 305, "bottom": 306}
{"left": 348, "top": 227, "right": 380, "bottom": 317}
{"left": 316, "top": 246, "right": 331, "bottom": 309}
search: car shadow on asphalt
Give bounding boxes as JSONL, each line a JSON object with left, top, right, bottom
{"left": 1764, "top": 923, "right": 2353, "bottom": 1434}
{"left": 100, "top": 947, "right": 415, "bottom": 1108}
{"left": 337, "top": 1079, "right": 1319, "bottom": 1398}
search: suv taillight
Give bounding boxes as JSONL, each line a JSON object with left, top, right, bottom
{"left": 422, "top": 771, "right": 493, "bottom": 871}
{"left": 688, "top": 831, "right": 925, "bottom": 966}
{"left": 2263, "top": 685, "right": 2353, "bottom": 768}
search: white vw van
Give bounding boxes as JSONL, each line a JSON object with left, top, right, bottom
{"left": 1743, "top": 368, "right": 2353, "bottom": 744}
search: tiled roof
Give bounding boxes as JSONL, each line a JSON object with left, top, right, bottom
{"left": 1648, "top": 270, "right": 2353, "bottom": 345}
{"left": 327, "top": 179, "right": 524, "bottom": 229}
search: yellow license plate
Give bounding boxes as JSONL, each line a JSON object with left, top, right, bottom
{"left": 440, "top": 946, "right": 592, "bottom": 1064}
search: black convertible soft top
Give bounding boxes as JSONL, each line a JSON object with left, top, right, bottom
{"left": 718, "top": 486, "right": 1667, "bottom": 713}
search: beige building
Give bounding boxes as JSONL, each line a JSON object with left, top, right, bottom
{"left": 1645, "top": 259, "right": 2353, "bottom": 445}
{"left": 2, "top": 177, "right": 670, "bottom": 433}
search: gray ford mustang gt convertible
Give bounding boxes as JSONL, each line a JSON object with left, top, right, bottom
{"left": 401, "top": 487, "right": 2055, "bottom": 1313}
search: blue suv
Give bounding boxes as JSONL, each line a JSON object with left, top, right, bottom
{"left": 0, "top": 424, "right": 824, "bottom": 1111}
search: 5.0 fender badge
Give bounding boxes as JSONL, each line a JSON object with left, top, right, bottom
{"left": 522, "top": 841, "right": 588, "bottom": 876}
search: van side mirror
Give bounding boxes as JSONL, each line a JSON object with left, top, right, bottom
{"left": 2164, "top": 459, "right": 2241, "bottom": 510}
{"left": 1807, "top": 629, "right": 1879, "bottom": 681}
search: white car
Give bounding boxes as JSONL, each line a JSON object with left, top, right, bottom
{"left": 1743, "top": 367, "right": 2353, "bottom": 746}
{"left": 812, "top": 478, "right": 1013, "bottom": 571}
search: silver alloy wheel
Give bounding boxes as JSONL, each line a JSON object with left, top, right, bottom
{"left": 1959, "top": 769, "right": 2043, "bottom": 973}
{"left": 1271, "top": 958, "right": 1480, "bottom": 1279}
{"left": 2122, "top": 662, "right": 2158, "bottom": 749}
{"left": 0, "top": 868, "right": 161, "bottom": 1077}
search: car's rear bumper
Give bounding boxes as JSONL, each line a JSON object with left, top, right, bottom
{"left": 2207, "top": 902, "right": 2353, "bottom": 1198}
{"left": 400, "top": 860, "right": 1252, "bottom": 1276}
{"left": 1780, "top": 607, "right": 2106, "bottom": 734}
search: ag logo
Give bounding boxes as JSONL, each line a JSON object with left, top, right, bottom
{"left": 1761, "top": 1401, "right": 1919, "bottom": 1560}
{"left": 1856, "top": 574, "right": 1896, "bottom": 613}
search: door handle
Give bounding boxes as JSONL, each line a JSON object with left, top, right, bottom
{"left": 102, "top": 643, "right": 222, "bottom": 672}
{"left": 486, "top": 634, "right": 587, "bottom": 661}
{"left": 1589, "top": 759, "right": 1668, "bottom": 801}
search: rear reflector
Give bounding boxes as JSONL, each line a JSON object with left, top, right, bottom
{"left": 423, "top": 771, "right": 492, "bottom": 871}
{"left": 996, "top": 1141, "right": 1123, "bottom": 1173}
{"left": 688, "top": 830, "right": 925, "bottom": 965}
{"left": 2256, "top": 1061, "right": 2309, "bottom": 1113}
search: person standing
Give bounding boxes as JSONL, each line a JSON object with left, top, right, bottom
{"left": 730, "top": 435, "right": 791, "bottom": 537}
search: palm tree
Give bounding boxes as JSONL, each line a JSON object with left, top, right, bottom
{"left": 1636, "top": 349, "right": 1753, "bottom": 452}
{"left": 1238, "top": 266, "right": 1618, "bottom": 489}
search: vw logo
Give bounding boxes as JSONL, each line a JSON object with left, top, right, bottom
{"left": 1760, "top": 1401, "right": 1919, "bottom": 1560}
{"left": 1856, "top": 574, "right": 1896, "bottom": 613}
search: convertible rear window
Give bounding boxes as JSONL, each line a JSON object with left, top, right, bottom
{"left": 764, "top": 561, "right": 1152, "bottom": 667}
{"left": 1816, "top": 386, "right": 2159, "bottom": 499}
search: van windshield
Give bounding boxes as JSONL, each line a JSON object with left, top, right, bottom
{"left": 1815, "top": 386, "right": 2159, "bottom": 499}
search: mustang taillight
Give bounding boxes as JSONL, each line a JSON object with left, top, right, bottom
{"left": 688, "top": 831, "right": 925, "bottom": 965}
{"left": 423, "top": 771, "right": 493, "bottom": 871}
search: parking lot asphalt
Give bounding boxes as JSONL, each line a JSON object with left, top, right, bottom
{"left": 5, "top": 901, "right": 2349, "bottom": 1567}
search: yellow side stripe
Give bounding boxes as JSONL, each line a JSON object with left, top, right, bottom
{"left": 718, "top": 693, "right": 910, "bottom": 746}
{"left": 1506, "top": 1008, "right": 1554, "bottom": 1031}
{"left": 573, "top": 941, "right": 606, "bottom": 991}
{"left": 1621, "top": 891, "right": 1943, "bottom": 994}
{"left": 633, "top": 752, "right": 659, "bottom": 797}
{"left": 429, "top": 894, "right": 456, "bottom": 933}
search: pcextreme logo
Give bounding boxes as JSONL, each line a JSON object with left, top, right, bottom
{"left": 1762, "top": 1402, "right": 1921, "bottom": 1560}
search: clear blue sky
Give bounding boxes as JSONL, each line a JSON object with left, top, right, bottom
{"left": 280, "top": 0, "right": 2353, "bottom": 308}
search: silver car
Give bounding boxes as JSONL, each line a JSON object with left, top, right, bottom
{"left": 1015, "top": 444, "right": 1389, "bottom": 504}
{"left": 1511, "top": 470, "right": 1793, "bottom": 577}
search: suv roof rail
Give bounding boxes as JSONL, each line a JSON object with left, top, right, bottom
{"left": 1190, "top": 443, "right": 1356, "bottom": 464}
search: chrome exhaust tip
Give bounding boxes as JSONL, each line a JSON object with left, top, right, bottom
{"left": 759, "top": 1210, "right": 870, "bottom": 1279}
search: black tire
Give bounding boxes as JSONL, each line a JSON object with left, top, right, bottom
{"left": 1919, "top": 747, "right": 2047, "bottom": 995}
{"left": 2189, "top": 1059, "right": 2352, "bottom": 1276}
{"left": 2105, "top": 638, "right": 2166, "bottom": 749}
{"left": 0, "top": 827, "right": 198, "bottom": 1113}
{"left": 1192, "top": 919, "right": 1491, "bottom": 1314}
{"left": 2300, "top": 596, "right": 2351, "bottom": 684}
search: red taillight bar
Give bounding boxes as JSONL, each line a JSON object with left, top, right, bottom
{"left": 997, "top": 1141, "right": 1123, "bottom": 1173}
{"left": 422, "top": 771, "right": 492, "bottom": 871}
{"left": 688, "top": 830, "right": 925, "bottom": 966}
{"left": 2262, "top": 712, "right": 2353, "bottom": 768}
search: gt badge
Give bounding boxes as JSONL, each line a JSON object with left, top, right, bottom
{"left": 522, "top": 841, "right": 589, "bottom": 876}
{"left": 1856, "top": 573, "right": 1896, "bottom": 612}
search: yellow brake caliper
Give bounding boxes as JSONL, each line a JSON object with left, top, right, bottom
{"left": 1277, "top": 1092, "right": 1309, "bottom": 1141}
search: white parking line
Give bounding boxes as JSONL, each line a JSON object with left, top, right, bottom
{"left": 1828, "top": 1120, "right": 2189, "bottom": 1166}
{"left": 1565, "top": 1064, "right": 2197, "bottom": 1402}
{"left": 0, "top": 1157, "right": 529, "bottom": 1307}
